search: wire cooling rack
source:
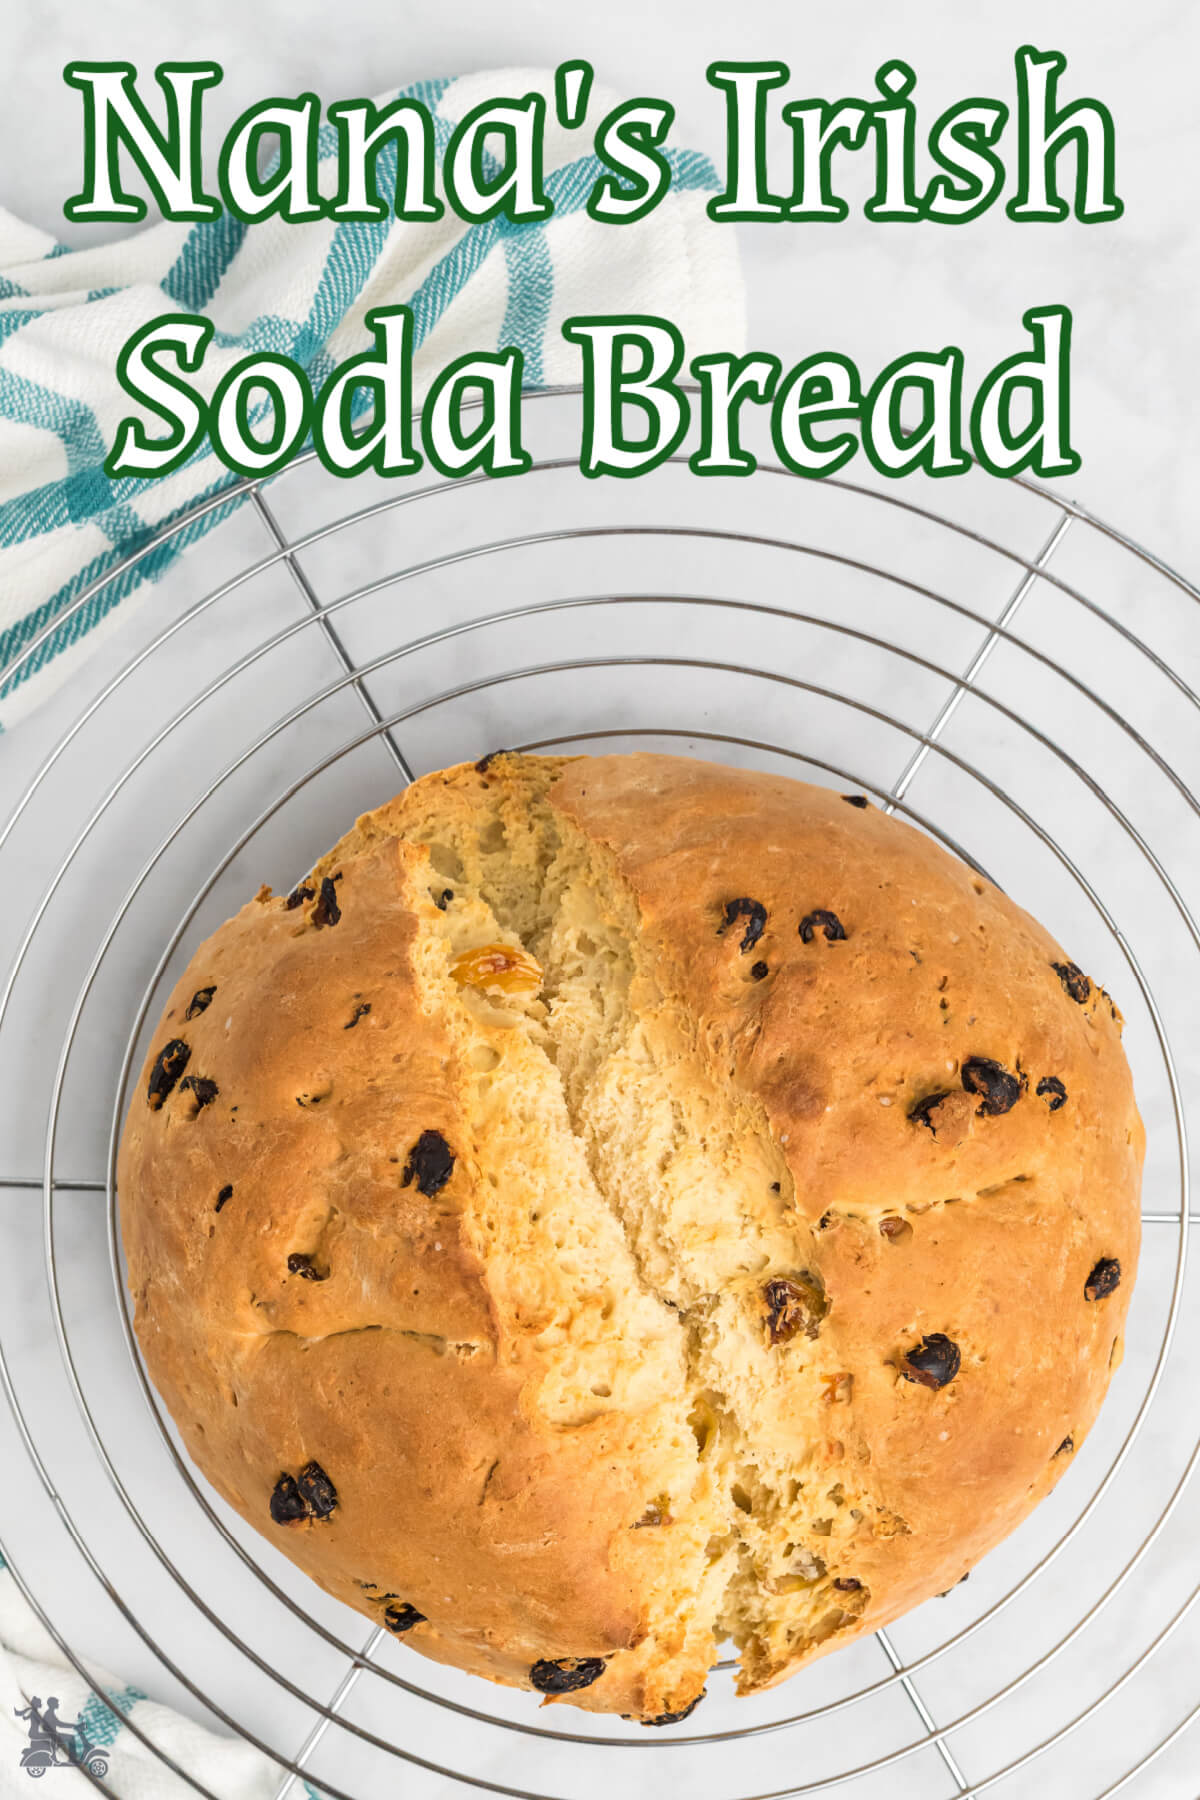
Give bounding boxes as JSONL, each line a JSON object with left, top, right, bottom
{"left": 2, "top": 388, "right": 1199, "bottom": 1800}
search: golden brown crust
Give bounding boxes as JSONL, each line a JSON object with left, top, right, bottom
{"left": 118, "top": 752, "right": 1142, "bottom": 1715}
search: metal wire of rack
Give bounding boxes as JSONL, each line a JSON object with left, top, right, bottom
{"left": 1, "top": 386, "right": 1198, "bottom": 1800}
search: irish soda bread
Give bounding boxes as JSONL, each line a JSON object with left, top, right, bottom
{"left": 117, "top": 753, "right": 1143, "bottom": 1720}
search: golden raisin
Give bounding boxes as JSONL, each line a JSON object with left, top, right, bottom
{"left": 450, "top": 942, "right": 543, "bottom": 996}
{"left": 634, "top": 1493, "right": 673, "bottom": 1528}
{"left": 762, "top": 1274, "right": 826, "bottom": 1344}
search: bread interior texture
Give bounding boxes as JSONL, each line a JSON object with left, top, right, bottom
{"left": 322, "top": 763, "right": 871, "bottom": 1698}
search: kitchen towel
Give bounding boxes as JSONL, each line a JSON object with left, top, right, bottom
{"left": 0, "top": 68, "right": 744, "bottom": 728}
{"left": 0, "top": 1552, "right": 319, "bottom": 1799}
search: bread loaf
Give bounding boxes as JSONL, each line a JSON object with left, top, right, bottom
{"left": 117, "top": 753, "right": 1142, "bottom": 1720}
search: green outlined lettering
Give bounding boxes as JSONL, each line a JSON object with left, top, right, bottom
{"left": 782, "top": 95, "right": 871, "bottom": 221}
{"left": 64, "top": 61, "right": 222, "bottom": 221}
{"left": 862, "top": 347, "right": 970, "bottom": 478}
{"left": 706, "top": 63, "right": 789, "bottom": 220}
{"left": 925, "top": 100, "right": 1009, "bottom": 222}
{"left": 970, "top": 304, "right": 1080, "bottom": 476}
{"left": 210, "top": 353, "right": 312, "bottom": 477}
{"left": 218, "top": 94, "right": 323, "bottom": 223}
{"left": 1008, "top": 46, "right": 1123, "bottom": 222}
{"left": 442, "top": 94, "right": 554, "bottom": 224}
{"left": 689, "top": 352, "right": 780, "bottom": 475}
{"left": 313, "top": 306, "right": 422, "bottom": 478}
{"left": 103, "top": 302, "right": 1085, "bottom": 490}
{"left": 105, "top": 314, "right": 214, "bottom": 476}
{"left": 326, "top": 97, "right": 442, "bottom": 220}
{"left": 588, "top": 98, "right": 676, "bottom": 223}
{"left": 771, "top": 355, "right": 862, "bottom": 477}
{"left": 67, "top": 53, "right": 1123, "bottom": 235}
{"left": 563, "top": 315, "right": 688, "bottom": 478}
{"left": 423, "top": 348, "right": 531, "bottom": 478}
{"left": 865, "top": 61, "right": 921, "bottom": 221}
{"left": 555, "top": 60, "right": 594, "bottom": 130}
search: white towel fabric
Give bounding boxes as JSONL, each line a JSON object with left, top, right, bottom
{"left": 0, "top": 1556, "right": 310, "bottom": 1799}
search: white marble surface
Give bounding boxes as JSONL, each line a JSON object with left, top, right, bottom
{"left": 2, "top": 4, "right": 1199, "bottom": 1798}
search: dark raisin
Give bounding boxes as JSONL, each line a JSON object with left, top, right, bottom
{"left": 269, "top": 1473, "right": 308, "bottom": 1525}
{"left": 909, "top": 1091, "right": 954, "bottom": 1131}
{"left": 841, "top": 794, "right": 869, "bottom": 809}
{"left": 961, "top": 1056, "right": 1022, "bottom": 1116}
{"left": 297, "top": 1460, "right": 338, "bottom": 1519}
{"left": 816, "top": 1211, "right": 834, "bottom": 1230}
{"left": 832, "top": 1577, "right": 861, "bottom": 1592}
{"left": 1037, "top": 1076, "right": 1068, "bottom": 1111}
{"left": 287, "top": 1253, "right": 327, "bottom": 1281}
{"left": 718, "top": 897, "right": 767, "bottom": 953}
{"left": 1085, "top": 1258, "right": 1121, "bottom": 1302}
{"left": 770, "top": 1181, "right": 782, "bottom": 1193}
{"left": 799, "top": 909, "right": 846, "bottom": 943}
{"left": 312, "top": 876, "right": 342, "bottom": 929}
{"left": 179, "top": 1075, "right": 219, "bottom": 1110}
{"left": 529, "top": 1657, "right": 607, "bottom": 1695}
{"left": 402, "top": 1130, "right": 455, "bottom": 1197}
{"left": 285, "top": 883, "right": 315, "bottom": 910}
{"left": 215, "top": 1185, "right": 233, "bottom": 1212}
{"left": 475, "top": 749, "right": 511, "bottom": 773}
{"left": 185, "top": 986, "right": 216, "bottom": 1020}
{"left": 907, "top": 1088, "right": 975, "bottom": 1145}
{"left": 344, "top": 1003, "right": 371, "bottom": 1030}
{"left": 750, "top": 960, "right": 769, "bottom": 981}
{"left": 879, "top": 1215, "right": 913, "bottom": 1242}
{"left": 147, "top": 1039, "right": 190, "bottom": 1109}
{"left": 899, "top": 1333, "right": 961, "bottom": 1390}
{"left": 383, "top": 1601, "right": 426, "bottom": 1633}
{"left": 763, "top": 1274, "right": 826, "bottom": 1344}
{"left": 1052, "top": 960, "right": 1091, "bottom": 1004}
{"left": 436, "top": 889, "right": 454, "bottom": 910}
{"left": 639, "top": 1693, "right": 704, "bottom": 1725}
{"left": 1055, "top": 1435, "right": 1075, "bottom": 1456}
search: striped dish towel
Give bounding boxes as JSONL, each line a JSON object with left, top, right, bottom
{"left": 0, "top": 68, "right": 744, "bottom": 730}
{"left": 0, "top": 1553, "right": 318, "bottom": 1799}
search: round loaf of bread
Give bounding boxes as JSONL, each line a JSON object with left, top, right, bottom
{"left": 117, "top": 753, "right": 1142, "bottom": 1720}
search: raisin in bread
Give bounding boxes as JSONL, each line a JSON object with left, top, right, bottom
{"left": 117, "top": 753, "right": 1143, "bottom": 1720}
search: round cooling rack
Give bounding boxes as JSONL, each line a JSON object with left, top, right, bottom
{"left": 1, "top": 386, "right": 1199, "bottom": 1800}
